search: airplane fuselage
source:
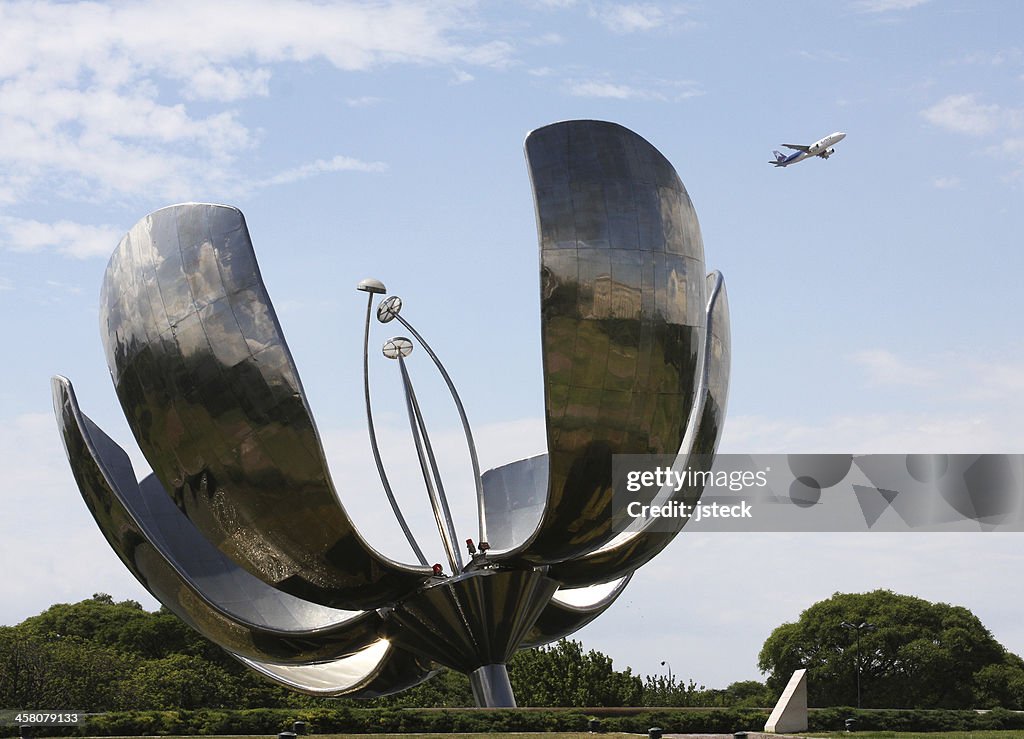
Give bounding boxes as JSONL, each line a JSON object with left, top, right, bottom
{"left": 771, "top": 131, "right": 846, "bottom": 167}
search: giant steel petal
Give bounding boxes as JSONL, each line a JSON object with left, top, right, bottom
{"left": 521, "top": 575, "right": 632, "bottom": 648}
{"left": 235, "top": 640, "right": 439, "bottom": 698}
{"left": 52, "top": 376, "right": 392, "bottom": 664}
{"left": 546, "top": 272, "right": 731, "bottom": 587}
{"left": 492, "top": 120, "right": 709, "bottom": 564}
{"left": 100, "top": 204, "right": 429, "bottom": 609}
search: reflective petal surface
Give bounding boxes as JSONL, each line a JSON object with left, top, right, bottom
{"left": 497, "top": 120, "right": 708, "bottom": 563}
{"left": 382, "top": 569, "right": 559, "bottom": 672}
{"left": 546, "top": 272, "right": 731, "bottom": 587}
{"left": 52, "top": 376, "right": 386, "bottom": 663}
{"left": 235, "top": 640, "right": 439, "bottom": 698}
{"left": 521, "top": 575, "right": 632, "bottom": 648}
{"left": 100, "top": 204, "right": 429, "bottom": 609}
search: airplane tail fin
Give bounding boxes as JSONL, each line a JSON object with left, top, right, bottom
{"left": 769, "top": 150, "right": 787, "bottom": 167}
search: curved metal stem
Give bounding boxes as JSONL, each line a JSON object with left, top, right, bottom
{"left": 394, "top": 314, "right": 487, "bottom": 545}
{"left": 398, "top": 356, "right": 463, "bottom": 573}
{"left": 362, "top": 294, "right": 427, "bottom": 566}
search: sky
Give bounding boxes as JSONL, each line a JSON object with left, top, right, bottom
{"left": 3, "top": 0, "right": 1024, "bottom": 691}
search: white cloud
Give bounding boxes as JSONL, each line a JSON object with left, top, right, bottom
{"left": 795, "top": 49, "right": 851, "bottom": 63}
{"left": 1000, "top": 138, "right": 1024, "bottom": 153}
{"left": 0, "top": 1, "right": 509, "bottom": 82}
{"left": 724, "top": 349, "right": 1024, "bottom": 454}
{"left": 567, "top": 77, "right": 702, "bottom": 101}
{"left": 257, "top": 154, "right": 388, "bottom": 188}
{"left": 0, "top": 0, "right": 515, "bottom": 205}
{"left": 953, "top": 48, "right": 1023, "bottom": 67}
{"left": 184, "top": 67, "right": 272, "bottom": 102}
{"left": 0, "top": 216, "right": 123, "bottom": 259}
{"left": 970, "top": 358, "right": 1024, "bottom": 401}
{"left": 922, "top": 94, "right": 1024, "bottom": 180}
{"left": 461, "top": 40, "right": 517, "bottom": 69}
{"left": 852, "top": 349, "right": 942, "bottom": 387}
{"left": 532, "top": 32, "right": 565, "bottom": 46}
{"left": 570, "top": 80, "right": 637, "bottom": 99}
{"left": 0, "top": 277, "right": 13, "bottom": 291}
{"left": 0, "top": 151, "right": 388, "bottom": 262}
{"left": 345, "top": 96, "right": 384, "bottom": 108}
{"left": 931, "top": 175, "right": 961, "bottom": 189}
{"left": 921, "top": 94, "right": 1016, "bottom": 136}
{"left": 722, "top": 412, "right": 1007, "bottom": 454}
{"left": 853, "top": 0, "right": 929, "bottom": 12}
{"left": 590, "top": 3, "right": 697, "bottom": 33}
{"left": 854, "top": 349, "right": 1024, "bottom": 403}
{"left": 982, "top": 138, "right": 1024, "bottom": 181}
{"left": 450, "top": 69, "right": 476, "bottom": 85}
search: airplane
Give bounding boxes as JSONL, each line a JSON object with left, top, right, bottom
{"left": 769, "top": 131, "right": 846, "bottom": 167}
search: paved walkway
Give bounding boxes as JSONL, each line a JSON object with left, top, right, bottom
{"left": 659, "top": 728, "right": 811, "bottom": 732}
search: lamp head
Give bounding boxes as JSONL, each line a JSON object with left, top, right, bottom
{"left": 357, "top": 278, "right": 387, "bottom": 294}
{"left": 377, "top": 295, "right": 403, "bottom": 323}
{"left": 382, "top": 337, "right": 414, "bottom": 359}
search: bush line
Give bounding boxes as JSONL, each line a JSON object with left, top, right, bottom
{"left": 6, "top": 706, "right": 1024, "bottom": 736}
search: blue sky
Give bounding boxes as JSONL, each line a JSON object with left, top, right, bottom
{"left": 3, "top": 0, "right": 1024, "bottom": 689}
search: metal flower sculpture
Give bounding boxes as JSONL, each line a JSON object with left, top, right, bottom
{"left": 52, "top": 120, "right": 730, "bottom": 707}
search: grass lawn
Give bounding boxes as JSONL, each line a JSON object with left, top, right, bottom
{"left": 806, "top": 728, "right": 1024, "bottom": 732}
{"left": 43, "top": 733, "right": 1024, "bottom": 739}
{"left": 53, "top": 735, "right": 639, "bottom": 739}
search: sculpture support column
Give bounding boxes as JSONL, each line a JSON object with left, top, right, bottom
{"left": 469, "top": 664, "right": 516, "bottom": 708}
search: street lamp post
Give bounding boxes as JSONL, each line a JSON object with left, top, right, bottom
{"left": 841, "top": 621, "right": 875, "bottom": 708}
{"left": 660, "top": 660, "right": 673, "bottom": 685}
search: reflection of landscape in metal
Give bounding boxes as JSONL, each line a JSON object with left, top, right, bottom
{"left": 51, "top": 120, "right": 731, "bottom": 707}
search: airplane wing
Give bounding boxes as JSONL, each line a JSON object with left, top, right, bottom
{"left": 782, "top": 143, "right": 810, "bottom": 152}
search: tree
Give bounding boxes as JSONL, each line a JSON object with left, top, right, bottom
{"left": 369, "top": 668, "right": 473, "bottom": 708}
{"left": 972, "top": 654, "right": 1024, "bottom": 708}
{"left": 5, "top": 595, "right": 773, "bottom": 710}
{"left": 758, "top": 590, "right": 1024, "bottom": 709}
{"left": 125, "top": 654, "right": 240, "bottom": 709}
{"left": 720, "top": 680, "right": 775, "bottom": 707}
{"left": 640, "top": 674, "right": 706, "bottom": 707}
{"left": 0, "top": 627, "right": 135, "bottom": 710}
{"left": 509, "top": 639, "right": 643, "bottom": 706}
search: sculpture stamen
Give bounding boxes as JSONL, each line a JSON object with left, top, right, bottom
{"left": 358, "top": 280, "right": 427, "bottom": 565}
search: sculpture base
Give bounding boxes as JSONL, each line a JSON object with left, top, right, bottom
{"left": 469, "top": 663, "right": 516, "bottom": 707}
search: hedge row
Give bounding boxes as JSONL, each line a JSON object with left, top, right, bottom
{"left": 808, "top": 706, "right": 1024, "bottom": 732}
{"left": 5, "top": 705, "right": 1024, "bottom": 736}
{"left": 4, "top": 707, "right": 761, "bottom": 736}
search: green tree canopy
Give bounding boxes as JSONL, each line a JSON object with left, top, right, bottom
{"left": 758, "top": 589, "right": 1024, "bottom": 709}
{"left": 0, "top": 626, "right": 133, "bottom": 710}
{"left": 125, "top": 654, "right": 240, "bottom": 709}
{"left": 2, "top": 595, "right": 769, "bottom": 710}
{"left": 509, "top": 638, "right": 643, "bottom": 707}
{"left": 19, "top": 594, "right": 194, "bottom": 659}
{"left": 1, "top": 595, "right": 289, "bottom": 711}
